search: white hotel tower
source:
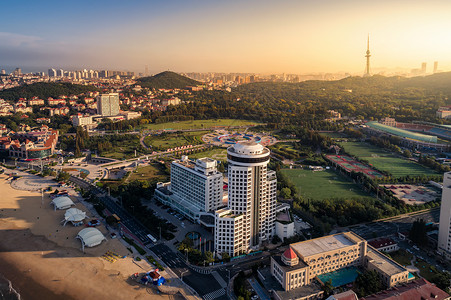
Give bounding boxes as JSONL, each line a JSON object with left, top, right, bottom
{"left": 438, "top": 172, "right": 451, "bottom": 260}
{"left": 215, "top": 142, "right": 277, "bottom": 257}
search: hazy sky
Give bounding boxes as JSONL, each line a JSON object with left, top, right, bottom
{"left": 1, "top": 0, "right": 451, "bottom": 74}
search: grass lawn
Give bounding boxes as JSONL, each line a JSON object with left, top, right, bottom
{"left": 142, "top": 119, "right": 262, "bottom": 130}
{"left": 102, "top": 151, "right": 131, "bottom": 160}
{"left": 188, "top": 148, "right": 227, "bottom": 161}
{"left": 387, "top": 249, "right": 413, "bottom": 266}
{"left": 128, "top": 163, "right": 168, "bottom": 182}
{"left": 338, "top": 141, "right": 437, "bottom": 177}
{"left": 414, "top": 259, "right": 440, "bottom": 281}
{"left": 144, "top": 130, "right": 209, "bottom": 151}
{"left": 281, "top": 168, "right": 373, "bottom": 200}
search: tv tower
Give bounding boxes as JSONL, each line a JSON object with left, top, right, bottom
{"left": 364, "top": 34, "right": 371, "bottom": 77}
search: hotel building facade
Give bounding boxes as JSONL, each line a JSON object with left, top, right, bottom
{"left": 215, "top": 142, "right": 277, "bottom": 257}
{"left": 271, "top": 232, "right": 410, "bottom": 292}
{"left": 154, "top": 156, "right": 224, "bottom": 222}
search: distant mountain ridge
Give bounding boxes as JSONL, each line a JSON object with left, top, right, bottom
{"left": 137, "top": 71, "right": 201, "bottom": 89}
{"left": 0, "top": 82, "right": 98, "bottom": 102}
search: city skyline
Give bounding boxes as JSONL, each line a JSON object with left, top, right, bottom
{"left": 1, "top": 0, "right": 451, "bottom": 74}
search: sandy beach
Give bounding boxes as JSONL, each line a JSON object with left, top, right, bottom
{"left": 0, "top": 173, "right": 180, "bottom": 300}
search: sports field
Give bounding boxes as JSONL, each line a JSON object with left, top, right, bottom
{"left": 281, "top": 169, "right": 373, "bottom": 200}
{"left": 142, "top": 119, "right": 262, "bottom": 130}
{"left": 326, "top": 155, "right": 384, "bottom": 179}
{"left": 338, "top": 141, "right": 437, "bottom": 177}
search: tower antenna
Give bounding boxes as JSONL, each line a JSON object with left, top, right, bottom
{"left": 364, "top": 34, "right": 371, "bottom": 77}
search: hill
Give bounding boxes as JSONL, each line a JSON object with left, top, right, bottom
{"left": 137, "top": 71, "right": 201, "bottom": 89}
{"left": 0, "top": 82, "right": 98, "bottom": 102}
{"left": 232, "top": 72, "right": 451, "bottom": 123}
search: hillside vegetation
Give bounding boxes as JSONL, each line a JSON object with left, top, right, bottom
{"left": 0, "top": 82, "right": 98, "bottom": 101}
{"left": 232, "top": 72, "right": 451, "bottom": 123}
{"left": 137, "top": 71, "right": 201, "bottom": 89}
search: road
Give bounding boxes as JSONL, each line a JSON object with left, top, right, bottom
{"left": 151, "top": 244, "right": 228, "bottom": 300}
{"left": 68, "top": 175, "right": 233, "bottom": 299}
{"left": 68, "top": 176, "right": 154, "bottom": 246}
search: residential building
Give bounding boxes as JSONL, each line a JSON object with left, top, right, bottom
{"left": 438, "top": 171, "right": 451, "bottom": 260}
{"left": 97, "top": 93, "right": 120, "bottom": 116}
{"left": 436, "top": 106, "right": 451, "bottom": 119}
{"left": 368, "top": 238, "right": 399, "bottom": 253}
{"left": 380, "top": 117, "right": 397, "bottom": 127}
{"left": 48, "top": 68, "right": 57, "bottom": 77}
{"left": 72, "top": 114, "right": 96, "bottom": 129}
{"left": 154, "top": 156, "right": 224, "bottom": 222}
{"left": 119, "top": 110, "right": 142, "bottom": 120}
{"left": 215, "top": 142, "right": 277, "bottom": 257}
{"left": 28, "top": 98, "right": 45, "bottom": 106}
{"left": 325, "top": 290, "right": 358, "bottom": 300}
{"left": 361, "top": 278, "right": 450, "bottom": 300}
{"left": 47, "top": 98, "right": 66, "bottom": 106}
{"left": 161, "top": 97, "right": 181, "bottom": 106}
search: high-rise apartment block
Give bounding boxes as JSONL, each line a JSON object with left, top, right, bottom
{"left": 215, "top": 142, "right": 277, "bottom": 257}
{"left": 434, "top": 61, "right": 439, "bottom": 74}
{"left": 96, "top": 93, "right": 120, "bottom": 116}
{"left": 48, "top": 68, "right": 57, "bottom": 77}
{"left": 154, "top": 156, "right": 224, "bottom": 221}
{"left": 438, "top": 171, "right": 451, "bottom": 260}
{"left": 421, "top": 62, "right": 427, "bottom": 74}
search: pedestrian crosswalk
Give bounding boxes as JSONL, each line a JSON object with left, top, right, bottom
{"left": 212, "top": 271, "right": 227, "bottom": 288}
{"left": 203, "top": 288, "right": 226, "bottom": 300}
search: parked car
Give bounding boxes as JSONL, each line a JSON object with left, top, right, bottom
{"left": 86, "top": 219, "right": 100, "bottom": 227}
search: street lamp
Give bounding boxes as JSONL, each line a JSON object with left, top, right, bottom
{"left": 184, "top": 249, "right": 189, "bottom": 263}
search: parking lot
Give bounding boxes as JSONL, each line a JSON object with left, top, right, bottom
{"left": 145, "top": 200, "right": 214, "bottom": 248}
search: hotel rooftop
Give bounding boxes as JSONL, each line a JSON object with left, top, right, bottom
{"left": 366, "top": 247, "right": 407, "bottom": 276}
{"left": 291, "top": 232, "right": 365, "bottom": 258}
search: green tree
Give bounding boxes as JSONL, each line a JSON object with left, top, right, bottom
{"left": 280, "top": 187, "right": 292, "bottom": 199}
{"left": 322, "top": 279, "right": 333, "bottom": 299}
{"left": 409, "top": 219, "right": 428, "bottom": 247}
{"left": 354, "top": 270, "right": 383, "bottom": 297}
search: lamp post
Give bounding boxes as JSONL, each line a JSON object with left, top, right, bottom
{"left": 185, "top": 249, "right": 189, "bottom": 263}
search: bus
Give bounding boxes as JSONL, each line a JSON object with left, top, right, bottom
{"left": 147, "top": 234, "right": 157, "bottom": 243}
{"left": 112, "top": 214, "right": 121, "bottom": 223}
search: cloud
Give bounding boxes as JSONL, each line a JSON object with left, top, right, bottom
{"left": 0, "top": 32, "right": 42, "bottom": 47}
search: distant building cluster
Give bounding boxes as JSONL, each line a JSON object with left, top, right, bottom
{"left": 48, "top": 68, "right": 135, "bottom": 79}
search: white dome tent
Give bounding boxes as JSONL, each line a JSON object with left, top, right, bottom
{"left": 62, "top": 208, "right": 87, "bottom": 226}
{"left": 50, "top": 196, "right": 75, "bottom": 211}
{"left": 76, "top": 228, "right": 106, "bottom": 252}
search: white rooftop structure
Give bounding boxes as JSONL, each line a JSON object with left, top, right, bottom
{"left": 50, "top": 196, "right": 75, "bottom": 211}
{"left": 76, "top": 228, "right": 106, "bottom": 252}
{"left": 62, "top": 208, "right": 87, "bottom": 226}
{"left": 231, "top": 141, "right": 266, "bottom": 155}
{"left": 291, "top": 232, "right": 363, "bottom": 258}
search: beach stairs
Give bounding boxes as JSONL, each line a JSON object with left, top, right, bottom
{"left": 101, "top": 251, "right": 121, "bottom": 263}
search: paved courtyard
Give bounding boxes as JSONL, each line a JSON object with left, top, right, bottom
{"left": 9, "top": 172, "right": 59, "bottom": 191}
